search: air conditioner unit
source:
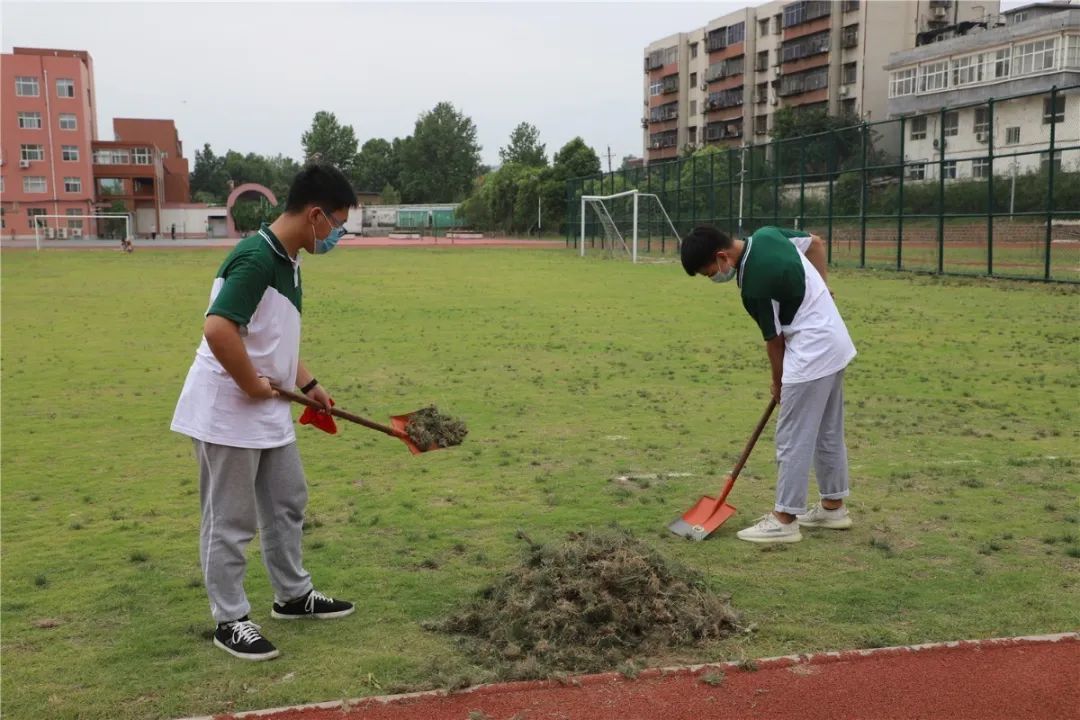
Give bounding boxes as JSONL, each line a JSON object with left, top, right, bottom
{"left": 933, "top": 138, "right": 947, "bottom": 150}
{"left": 57, "top": 227, "right": 68, "bottom": 239}
{"left": 770, "top": 98, "right": 779, "bottom": 106}
{"left": 933, "top": 7, "right": 948, "bottom": 18}
{"left": 700, "top": 82, "right": 709, "bottom": 91}
{"left": 839, "top": 86, "right": 850, "bottom": 96}
{"left": 773, "top": 67, "right": 783, "bottom": 78}
{"left": 70, "top": 227, "right": 84, "bottom": 239}
{"left": 754, "top": 93, "right": 765, "bottom": 103}
{"left": 45, "top": 227, "right": 56, "bottom": 239}
{"left": 641, "top": 118, "right": 649, "bottom": 129}
{"left": 976, "top": 132, "right": 988, "bottom": 143}
{"left": 19, "top": 159, "right": 31, "bottom": 169}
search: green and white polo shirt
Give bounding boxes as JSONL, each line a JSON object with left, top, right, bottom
{"left": 171, "top": 226, "right": 303, "bottom": 448}
{"left": 737, "top": 226, "right": 856, "bottom": 384}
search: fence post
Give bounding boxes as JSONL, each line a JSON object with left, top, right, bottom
{"left": 798, "top": 136, "right": 806, "bottom": 229}
{"left": 772, "top": 141, "right": 780, "bottom": 225}
{"left": 827, "top": 132, "right": 835, "bottom": 264}
{"left": 987, "top": 98, "right": 995, "bottom": 277}
{"left": 898, "top": 116, "right": 905, "bottom": 271}
{"left": 937, "top": 107, "right": 946, "bottom": 274}
{"left": 1044, "top": 86, "right": 1058, "bottom": 281}
{"left": 709, "top": 152, "right": 716, "bottom": 226}
{"left": 860, "top": 123, "right": 868, "bottom": 268}
{"left": 690, "top": 154, "right": 697, "bottom": 229}
{"left": 728, "top": 148, "right": 735, "bottom": 234}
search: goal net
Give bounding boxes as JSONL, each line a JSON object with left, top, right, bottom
{"left": 579, "top": 190, "right": 681, "bottom": 263}
{"left": 31, "top": 213, "right": 133, "bottom": 250}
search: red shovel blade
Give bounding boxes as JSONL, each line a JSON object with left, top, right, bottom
{"left": 390, "top": 414, "right": 434, "bottom": 455}
{"left": 667, "top": 496, "right": 738, "bottom": 541}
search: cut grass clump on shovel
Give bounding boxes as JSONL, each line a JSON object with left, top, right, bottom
{"left": 424, "top": 528, "right": 740, "bottom": 679}
{"left": 404, "top": 406, "right": 468, "bottom": 449}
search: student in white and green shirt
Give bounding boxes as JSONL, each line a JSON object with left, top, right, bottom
{"left": 172, "top": 164, "right": 356, "bottom": 661}
{"left": 680, "top": 225, "right": 857, "bottom": 545}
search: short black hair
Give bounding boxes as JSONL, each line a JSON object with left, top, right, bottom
{"left": 680, "top": 225, "right": 733, "bottom": 276}
{"left": 285, "top": 163, "right": 357, "bottom": 213}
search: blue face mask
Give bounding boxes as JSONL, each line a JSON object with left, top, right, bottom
{"left": 711, "top": 265, "right": 737, "bottom": 283}
{"left": 314, "top": 210, "right": 346, "bottom": 254}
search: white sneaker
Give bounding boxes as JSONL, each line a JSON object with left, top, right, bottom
{"left": 735, "top": 514, "right": 803, "bottom": 544}
{"left": 797, "top": 503, "right": 853, "bottom": 529}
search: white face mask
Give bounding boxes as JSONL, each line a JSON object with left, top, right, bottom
{"left": 711, "top": 265, "right": 737, "bottom": 283}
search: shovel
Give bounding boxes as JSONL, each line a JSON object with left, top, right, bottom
{"left": 668, "top": 397, "right": 777, "bottom": 541}
{"left": 272, "top": 386, "right": 438, "bottom": 455}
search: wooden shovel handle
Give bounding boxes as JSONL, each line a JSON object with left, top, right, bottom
{"left": 272, "top": 385, "right": 403, "bottom": 438}
{"left": 716, "top": 397, "right": 778, "bottom": 505}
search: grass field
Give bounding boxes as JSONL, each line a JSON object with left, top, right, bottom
{"left": 2, "top": 247, "right": 1078, "bottom": 720}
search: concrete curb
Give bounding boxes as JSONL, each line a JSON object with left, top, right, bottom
{"left": 174, "top": 632, "right": 1079, "bottom": 720}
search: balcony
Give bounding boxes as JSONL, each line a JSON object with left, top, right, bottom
{"left": 661, "top": 75, "right": 679, "bottom": 94}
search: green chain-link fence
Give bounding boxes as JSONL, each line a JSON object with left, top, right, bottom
{"left": 566, "top": 84, "right": 1079, "bottom": 282}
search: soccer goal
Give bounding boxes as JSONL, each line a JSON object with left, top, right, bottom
{"left": 31, "top": 214, "right": 132, "bottom": 251}
{"left": 579, "top": 190, "right": 681, "bottom": 263}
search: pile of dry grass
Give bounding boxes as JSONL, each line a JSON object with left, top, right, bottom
{"left": 425, "top": 529, "right": 740, "bottom": 678}
{"left": 405, "top": 406, "right": 468, "bottom": 449}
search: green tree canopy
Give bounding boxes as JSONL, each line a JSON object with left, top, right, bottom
{"left": 399, "top": 102, "right": 481, "bottom": 203}
{"left": 301, "top": 111, "right": 359, "bottom": 176}
{"left": 499, "top": 122, "right": 547, "bottom": 167}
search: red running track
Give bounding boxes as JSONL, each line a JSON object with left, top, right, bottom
{"left": 190, "top": 634, "right": 1079, "bottom": 720}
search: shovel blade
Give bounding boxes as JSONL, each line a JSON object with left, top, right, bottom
{"left": 667, "top": 499, "right": 737, "bottom": 541}
{"left": 389, "top": 414, "right": 437, "bottom": 454}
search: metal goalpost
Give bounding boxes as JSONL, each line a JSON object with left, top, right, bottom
{"left": 579, "top": 189, "right": 681, "bottom": 263}
{"left": 31, "top": 213, "right": 132, "bottom": 251}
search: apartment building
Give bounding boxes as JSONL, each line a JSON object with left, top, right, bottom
{"left": 1, "top": 47, "right": 190, "bottom": 239}
{"left": 886, "top": 2, "right": 1079, "bottom": 180}
{"left": 642, "top": 0, "right": 997, "bottom": 163}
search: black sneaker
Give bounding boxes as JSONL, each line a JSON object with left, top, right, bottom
{"left": 271, "top": 589, "right": 355, "bottom": 620}
{"left": 213, "top": 617, "right": 280, "bottom": 661}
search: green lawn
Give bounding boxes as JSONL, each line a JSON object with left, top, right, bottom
{"left": 2, "top": 247, "right": 1078, "bottom": 720}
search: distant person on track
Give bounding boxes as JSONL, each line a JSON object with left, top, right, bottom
{"left": 171, "top": 223, "right": 176, "bottom": 240}
{"left": 680, "top": 225, "right": 857, "bottom": 545}
{"left": 171, "top": 164, "right": 356, "bottom": 661}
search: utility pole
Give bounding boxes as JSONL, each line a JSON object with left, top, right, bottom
{"left": 605, "top": 146, "right": 615, "bottom": 174}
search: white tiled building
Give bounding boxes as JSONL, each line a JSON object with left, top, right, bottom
{"left": 886, "top": 2, "right": 1080, "bottom": 180}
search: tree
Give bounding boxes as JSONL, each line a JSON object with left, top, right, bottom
{"left": 189, "top": 143, "right": 230, "bottom": 203}
{"left": 499, "top": 122, "right": 547, "bottom": 167}
{"left": 301, "top": 111, "right": 359, "bottom": 175}
{"left": 399, "top": 102, "right": 482, "bottom": 203}
{"left": 354, "top": 138, "right": 398, "bottom": 192}
{"left": 769, "top": 107, "right": 865, "bottom": 179}
{"left": 381, "top": 184, "right": 401, "bottom": 205}
{"left": 550, "top": 137, "right": 601, "bottom": 181}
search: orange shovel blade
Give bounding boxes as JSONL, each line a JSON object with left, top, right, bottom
{"left": 667, "top": 497, "right": 738, "bottom": 541}
{"left": 389, "top": 414, "right": 428, "bottom": 455}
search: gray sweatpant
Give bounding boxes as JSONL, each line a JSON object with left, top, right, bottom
{"left": 193, "top": 439, "right": 312, "bottom": 624}
{"left": 774, "top": 369, "right": 850, "bottom": 515}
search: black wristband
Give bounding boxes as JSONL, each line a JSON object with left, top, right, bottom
{"left": 300, "top": 378, "right": 319, "bottom": 394}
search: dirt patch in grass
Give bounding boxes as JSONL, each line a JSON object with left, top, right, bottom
{"left": 405, "top": 406, "right": 468, "bottom": 449}
{"left": 424, "top": 528, "right": 740, "bottom": 679}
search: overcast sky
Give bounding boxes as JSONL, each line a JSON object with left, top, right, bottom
{"left": 3, "top": 0, "right": 1027, "bottom": 171}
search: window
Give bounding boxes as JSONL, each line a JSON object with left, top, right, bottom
{"left": 94, "top": 149, "right": 130, "bottom": 165}
{"left": 706, "top": 87, "right": 744, "bottom": 109}
{"left": 23, "top": 176, "right": 47, "bottom": 193}
{"left": 773, "top": 14, "right": 782, "bottom": 35}
{"left": 910, "top": 116, "right": 927, "bottom": 140}
{"left": 0, "top": 177, "right": 3, "bottom": 194}
{"left": 1067, "top": 35, "right": 1080, "bottom": 69}
{"left": 690, "top": 72, "right": 698, "bottom": 87}
{"left": 756, "top": 50, "right": 769, "bottom": 72}
{"left": 942, "top": 160, "right": 957, "bottom": 180}
{"left": 62, "top": 145, "right": 80, "bottom": 161}
{"left": 974, "top": 107, "right": 989, "bottom": 135}
{"left": 782, "top": 30, "right": 830, "bottom": 62}
{"left": 649, "top": 79, "right": 663, "bottom": 96}
{"left": 779, "top": 66, "right": 828, "bottom": 96}
{"left": 1005, "top": 126, "right": 1020, "bottom": 145}
{"left": 690, "top": 43, "right": 698, "bottom": 59}
{"left": 842, "top": 98, "right": 857, "bottom": 116}
{"left": 842, "top": 62, "right": 857, "bottom": 85}
{"left": 56, "top": 78, "right": 75, "bottom": 98}
{"left": 783, "top": 1, "right": 830, "bottom": 29}
{"left": 1011, "top": 11, "right": 1028, "bottom": 24}
{"left": 27, "top": 208, "right": 47, "bottom": 227}
{"left": 842, "top": 0, "right": 859, "bottom": 11}
{"left": 972, "top": 158, "right": 991, "bottom": 178}
{"left": 842, "top": 24, "right": 859, "bottom": 48}
{"left": 689, "top": 99, "right": 698, "bottom": 116}
{"left": 907, "top": 162, "right": 926, "bottom": 180}
{"left": 919, "top": 61, "right": 949, "bottom": 92}
{"left": 943, "top": 112, "right": 958, "bottom": 137}
{"left": 64, "top": 177, "right": 82, "bottom": 193}
{"left": 649, "top": 130, "right": 678, "bottom": 149}
{"left": 759, "top": 19, "right": 769, "bottom": 37}
{"left": 17, "top": 112, "right": 43, "bottom": 129}
{"left": 15, "top": 76, "right": 39, "bottom": 96}
{"left": 755, "top": 114, "right": 768, "bottom": 135}
{"left": 98, "top": 178, "right": 125, "bottom": 195}
{"left": 1041, "top": 151, "right": 1062, "bottom": 173}
{"left": 890, "top": 68, "right": 917, "bottom": 97}
{"left": 1, "top": 208, "right": 4, "bottom": 229}
{"left": 993, "top": 48, "right": 1011, "bottom": 78}
{"left": 1014, "top": 38, "right": 1056, "bottom": 76}
{"left": 688, "top": 126, "right": 698, "bottom": 144}
{"left": 951, "top": 54, "right": 985, "bottom": 86}
{"left": 20, "top": 144, "right": 45, "bottom": 162}
{"left": 649, "top": 102, "right": 679, "bottom": 122}
{"left": 66, "top": 209, "right": 84, "bottom": 231}
{"left": 1043, "top": 96, "right": 1065, "bottom": 124}
{"left": 663, "top": 46, "right": 677, "bottom": 65}
{"left": 661, "top": 74, "right": 679, "bottom": 93}
{"left": 756, "top": 82, "right": 768, "bottom": 102}
{"left": 726, "top": 22, "right": 745, "bottom": 45}
{"left": 59, "top": 113, "right": 77, "bottom": 130}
